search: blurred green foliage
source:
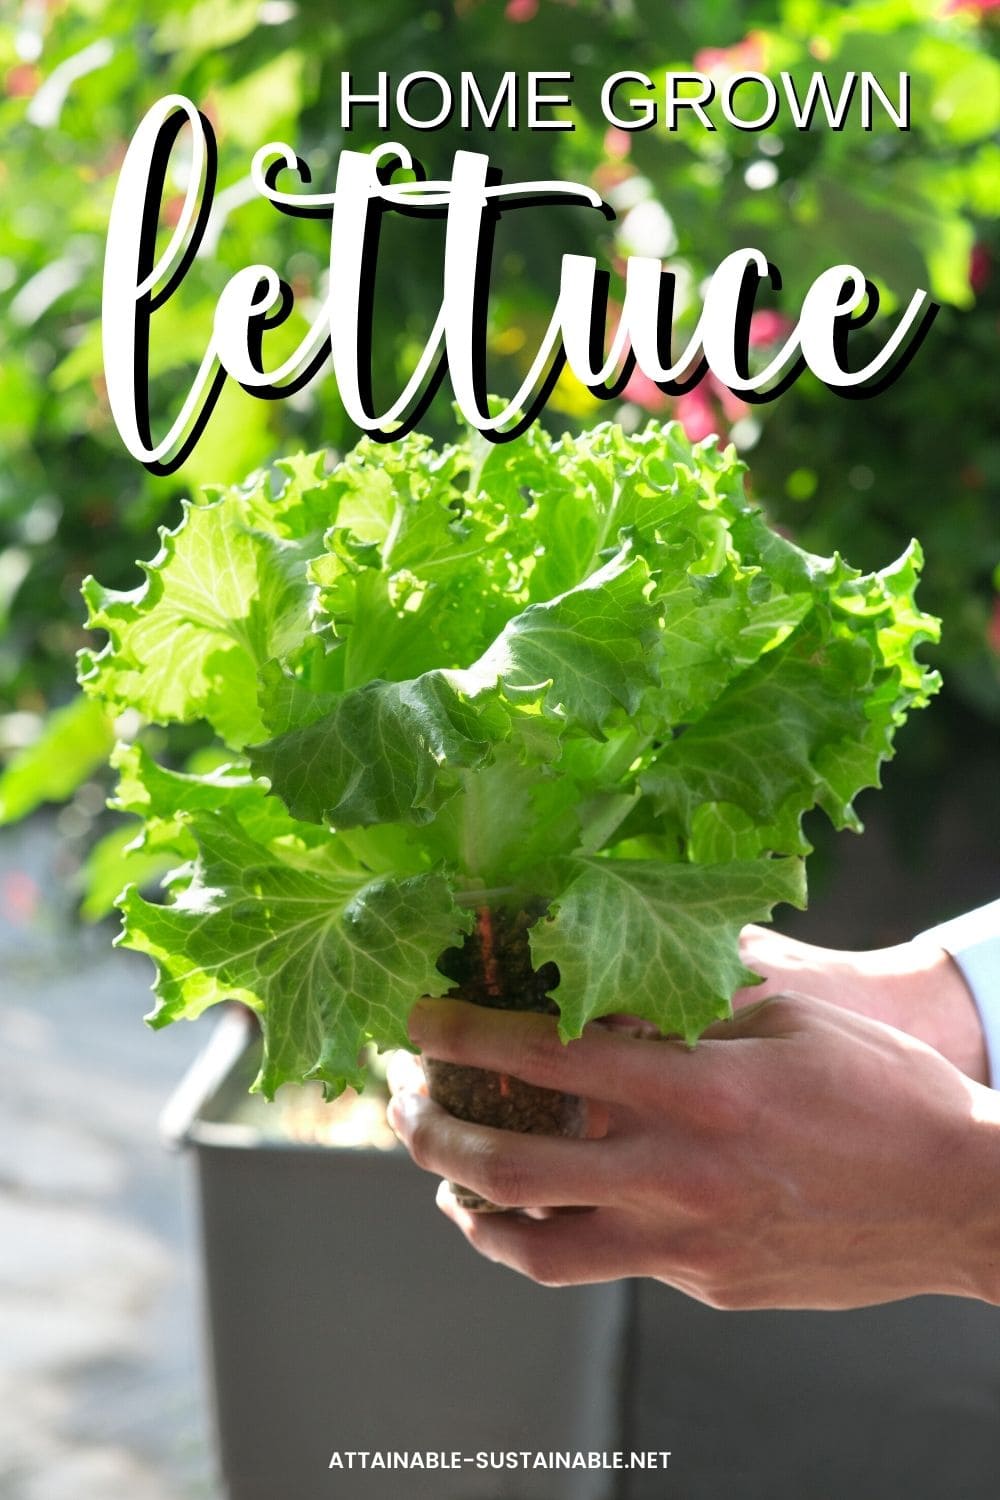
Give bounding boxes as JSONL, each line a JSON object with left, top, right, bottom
{"left": 0, "top": 0, "right": 997, "bottom": 902}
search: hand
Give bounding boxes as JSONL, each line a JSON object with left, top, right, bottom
{"left": 388, "top": 995, "right": 1000, "bottom": 1310}
{"left": 736, "top": 926, "right": 988, "bottom": 1083}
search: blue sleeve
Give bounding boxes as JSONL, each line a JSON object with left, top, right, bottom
{"left": 917, "top": 900, "right": 1000, "bottom": 1088}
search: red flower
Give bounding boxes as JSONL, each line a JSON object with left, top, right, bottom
{"left": 505, "top": 0, "right": 538, "bottom": 20}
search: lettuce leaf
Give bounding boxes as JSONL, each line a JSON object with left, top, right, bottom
{"left": 122, "top": 813, "right": 470, "bottom": 1099}
{"left": 535, "top": 855, "right": 807, "bottom": 1043}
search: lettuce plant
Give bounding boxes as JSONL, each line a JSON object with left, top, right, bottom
{"left": 79, "top": 423, "right": 938, "bottom": 1098}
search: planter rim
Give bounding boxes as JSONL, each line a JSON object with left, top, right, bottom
{"left": 158, "top": 1005, "right": 401, "bottom": 1160}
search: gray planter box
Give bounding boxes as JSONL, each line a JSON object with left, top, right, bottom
{"left": 163, "top": 1009, "right": 630, "bottom": 1500}
{"left": 626, "top": 1277, "right": 1000, "bottom": 1498}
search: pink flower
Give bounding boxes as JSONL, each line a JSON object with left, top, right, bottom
{"left": 694, "top": 33, "right": 767, "bottom": 78}
{"left": 610, "top": 289, "right": 753, "bottom": 440}
{"left": 621, "top": 355, "right": 750, "bottom": 442}
{"left": 749, "top": 309, "right": 795, "bottom": 347}
{"left": 675, "top": 374, "right": 748, "bottom": 442}
{"left": 989, "top": 598, "right": 1000, "bottom": 657}
{"left": 603, "top": 127, "right": 632, "bottom": 161}
{"left": 969, "top": 242, "right": 992, "bottom": 295}
{"left": 675, "top": 385, "right": 718, "bottom": 441}
{"left": 940, "top": 0, "right": 1000, "bottom": 14}
{"left": 1, "top": 871, "right": 39, "bottom": 924}
{"left": 713, "top": 375, "right": 749, "bottom": 422}
{"left": 622, "top": 367, "right": 667, "bottom": 413}
{"left": 605, "top": 302, "right": 664, "bottom": 413}
{"left": 5, "top": 64, "right": 39, "bottom": 98}
{"left": 505, "top": 0, "right": 538, "bottom": 20}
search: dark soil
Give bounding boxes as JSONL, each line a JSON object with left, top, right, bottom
{"left": 424, "top": 901, "right": 583, "bottom": 1212}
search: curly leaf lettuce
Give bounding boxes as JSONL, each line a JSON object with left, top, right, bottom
{"left": 79, "top": 422, "right": 939, "bottom": 1095}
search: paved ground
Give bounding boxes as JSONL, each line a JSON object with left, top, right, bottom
{"left": 0, "top": 818, "right": 221, "bottom": 1500}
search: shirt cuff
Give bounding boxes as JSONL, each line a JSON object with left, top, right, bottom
{"left": 917, "top": 900, "right": 1000, "bottom": 1089}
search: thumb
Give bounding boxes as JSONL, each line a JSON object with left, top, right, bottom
{"left": 700, "top": 991, "right": 811, "bottom": 1042}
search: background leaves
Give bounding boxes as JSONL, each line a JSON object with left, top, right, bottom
{"left": 0, "top": 0, "right": 997, "bottom": 925}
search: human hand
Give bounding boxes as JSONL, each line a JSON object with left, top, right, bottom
{"left": 388, "top": 995, "right": 1000, "bottom": 1310}
{"left": 735, "top": 926, "right": 988, "bottom": 1083}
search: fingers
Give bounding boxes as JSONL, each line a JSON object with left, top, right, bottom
{"left": 408, "top": 998, "right": 690, "bottom": 1112}
{"left": 593, "top": 1013, "right": 662, "bottom": 1040}
{"left": 699, "top": 994, "right": 802, "bottom": 1039}
{"left": 435, "top": 1182, "right": 638, "bottom": 1286}
{"left": 388, "top": 1045, "right": 612, "bottom": 1140}
{"left": 406, "top": 995, "right": 809, "bottom": 1119}
{"left": 734, "top": 925, "right": 782, "bottom": 1007}
{"left": 387, "top": 1089, "right": 621, "bottom": 1210}
{"left": 385, "top": 1049, "right": 426, "bottom": 1096}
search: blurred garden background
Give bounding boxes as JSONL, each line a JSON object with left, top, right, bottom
{"left": 1, "top": 0, "right": 998, "bottom": 932}
{"left": 0, "top": 1, "right": 997, "bottom": 1497}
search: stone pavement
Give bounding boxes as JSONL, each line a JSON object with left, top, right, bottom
{"left": 0, "top": 818, "right": 221, "bottom": 1500}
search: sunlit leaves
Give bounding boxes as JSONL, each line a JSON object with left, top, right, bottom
{"left": 79, "top": 423, "right": 938, "bottom": 1090}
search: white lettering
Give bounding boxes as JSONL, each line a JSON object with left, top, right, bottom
{"left": 339, "top": 71, "right": 390, "bottom": 131}
{"left": 721, "top": 73, "right": 780, "bottom": 131}
{"left": 461, "top": 71, "right": 516, "bottom": 130}
{"left": 103, "top": 98, "right": 937, "bottom": 471}
{"left": 601, "top": 71, "right": 656, "bottom": 130}
{"left": 860, "top": 71, "right": 909, "bottom": 130}
{"left": 527, "top": 71, "right": 574, "bottom": 130}
{"left": 397, "top": 71, "right": 452, "bottom": 131}
{"left": 665, "top": 73, "right": 716, "bottom": 131}
{"left": 780, "top": 71, "right": 857, "bottom": 130}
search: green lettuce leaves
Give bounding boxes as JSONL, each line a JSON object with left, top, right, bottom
{"left": 79, "top": 423, "right": 939, "bottom": 1094}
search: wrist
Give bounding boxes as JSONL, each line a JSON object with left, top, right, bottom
{"left": 915, "top": 901, "right": 1000, "bottom": 1091}
{"left": 942, "top": 1080, "right": 1000, "bottom": 1305}
{"left": 857, "top": 940, "right": 989, "bottom": 1084}
{"left": 738, "top": 928, "right": 988, "bottom": 1081}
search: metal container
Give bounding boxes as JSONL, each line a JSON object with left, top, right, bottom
{"left": 162, "top": 1008, "right": 630, "bottom": 1500}
{"left": 627, "top": 1279, "right": 1000, "bottom": 1498}
{"left": 164, "top": 1009, "right": 1000, "bottom": 1500}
